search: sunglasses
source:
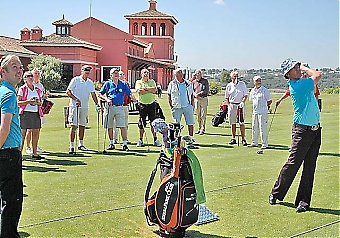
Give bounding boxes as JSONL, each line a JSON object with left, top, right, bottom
{"left": 24, "top": 75, "right": 33, "bottom": 78}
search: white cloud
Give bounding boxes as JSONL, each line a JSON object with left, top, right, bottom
{"left": 214, "top": 0, "right": 225, "bottom": 5}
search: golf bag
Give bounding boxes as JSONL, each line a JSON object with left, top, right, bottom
{"left": 211, "top": 100, "right": 228, "bottom": 127}
{"left": 154, "top": 101, "right": 165, "bottom": 121}
{"left": 144, "top": 137, "right": 198, "bottom": 238}
{"left": 41, "top": 99, "right": 54, "bottom": 114}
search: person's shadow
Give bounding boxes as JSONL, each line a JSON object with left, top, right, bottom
{"left": 153, "top": 230, "right": 229, "bottom": 237}
{"left": 280, "top": 202, "right": 340, "bottom": 215}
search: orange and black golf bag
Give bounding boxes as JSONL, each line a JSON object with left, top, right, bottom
{"left": 144, "top": 136, "right": 198, "bottom": 237}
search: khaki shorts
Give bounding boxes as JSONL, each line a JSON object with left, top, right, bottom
{"left": 228, "top": 103, "right": 246, "bottom": 125}
{"left": 103, "top": 105, "right": 125, "bottom": 129}
{"left": 68, "top": 107, "right": 88, "bottom": 126}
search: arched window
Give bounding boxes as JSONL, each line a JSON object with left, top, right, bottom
{"left": 142, "top": 23, "right": 147, "bottom": 35}
{"left": 150, "top": 23, "right": 156, "bottom": 36}
{"left": 160, "top": 23, "right": 166, "bottom": 36}
{"left": 133, "top": 22, "right": 138, "bottom": 35}
{"left": 169, "top": 45, "right": 174, "bottom": 60}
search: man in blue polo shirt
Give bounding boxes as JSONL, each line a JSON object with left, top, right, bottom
{"left": 99, "top": 68, "right": 135, "bottom": 151}
{"left": 0, "top": 55, "right": 24, "bottom": 237}
{"left": 268, "top": 59, "right": 322, "bottom": 213}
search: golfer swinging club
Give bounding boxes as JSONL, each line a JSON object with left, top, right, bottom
{"left": 269, "top": 59, "right": 322, "bottom": 213}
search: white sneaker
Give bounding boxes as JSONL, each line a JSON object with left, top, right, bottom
{"left": 26, "top": 148, "right": 33, "bottom": 155}
{"left": 37, "top": 147, "right": 46, "bottom": 153}
{"left": 261, "top": 145, "right": 268, "bottom": 149}
{"left": 136, "top": 140, "right": 144, "bottom": 147}
{"left": 153, "top": 139, "right": 162, "bottom": 147}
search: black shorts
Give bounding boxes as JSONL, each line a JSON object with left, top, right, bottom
{"left": 20, "top": 111, "right": 41, "bottom": 129}
{"left": 138, "top": 102, "right": 157, "bottom": 129}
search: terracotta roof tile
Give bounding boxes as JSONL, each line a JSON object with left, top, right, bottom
{"left": 52, "top": 15, "right": 74, "bottom": 26}
{"left": 20, "top": 33, "right": 102, "bottom": 51}
{"left": 0, "top": 36, "right": 36, "bottom": 55}
{"left": 124, "top": 10, "right": 178, "bottom": 24}
{"left": 21, "top": 27, "right": 30, "bottom": 32}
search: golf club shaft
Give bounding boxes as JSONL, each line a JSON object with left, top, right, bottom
{"left": 103, "top": 104, "right": 110, "bottom": 152}
{"left": 97, "top": 111, "right": 100, "bottom": 152}
{"left": 268, "top": 104, "right": 278, "bottom": 135}
{"left": 75, "top": 106, "right": 79, "bottom": 154}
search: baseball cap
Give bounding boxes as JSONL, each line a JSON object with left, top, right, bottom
{"left": 281, "top": 58, "right": 301, "bottom": 79}
{"left": 81, "top": 65, "right": 92, "bottom": 71}
{"left": 253, "top": 76, "right": 261, "bottom": 82}
{"left": 110, "top": 68, "right": 119, "bottom": 74}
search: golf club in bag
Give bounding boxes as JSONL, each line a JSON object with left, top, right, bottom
{"left": 144, "top": 122, "right": 199, "bottom": 238}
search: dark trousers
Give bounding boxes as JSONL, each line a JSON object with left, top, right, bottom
{"left": 0, "top": 149, "right": 23, "bottom": 238}
{"left": 271, "top": 123, "right": 321, "bottom": 207}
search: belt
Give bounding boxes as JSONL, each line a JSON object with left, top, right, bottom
{"left": 231, "top": 102, "right": 241, "bottom": 105}
{"left": 294, "top": 123, "right": 320, "bottom": 131}
{"left": 110, "top": 104, "right": 123, "bottom": 107}
{"left": 0, "top": 147, "right": 20, "bottom": 151}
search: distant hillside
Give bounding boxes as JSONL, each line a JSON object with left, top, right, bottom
{"left": 200, "top": 68, "right": 339, "bottom": 91}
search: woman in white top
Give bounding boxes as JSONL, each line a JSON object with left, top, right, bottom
{"left": 17, "top": 71, "right": 44, "bottom": 160}
{"left": 25, "top": 68, "right": 46, "bottom": 154}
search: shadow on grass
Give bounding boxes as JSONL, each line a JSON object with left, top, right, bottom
{"left": 153, "top": 230, "right": 229, "bottom": 238}
{"left": 44, "top": 152, "right": 92, "bottom": 158}
{"left": 19, "top": 231, "right": 30, "bottom": 237}
{"left": 198, "top": 143, "right": 233, "bottom": 149}
{"left": 280, "top": 202, "right": 340, "bottom": 215}
{"left": 268, "top": 144, "right": 290, "bottom": 151}
{"left": 94, "top": 149, "right": 153, "bottom": 157}
{"left": 186, "top": 230, "right": 230, "bottom": 237}
{"left": 319, "top": 152, "right": 340, "bottom": 157}
{"left": 23, "top": 165, "right": 66, "bottom": 173}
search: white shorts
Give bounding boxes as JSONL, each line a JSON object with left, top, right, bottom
{"left": 103, "top": 105, "right": 125, "bottom": 129}
{"left": 68, "top": 107, "right": 88, "bottom": 127}
{"left": 228, "top": 103, "right": 246, "bottom": 125}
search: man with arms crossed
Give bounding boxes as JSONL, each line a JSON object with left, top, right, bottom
{"left": 269, "top": 59, "right": 322, "bottom": 213}
{"left": 66, "top": 65, "right": 100, "bottom": 154}
{"left": 0, "top": 55, "right": 24, "bottom": 237}
{"left": 135, "top": 69, "right": 162, "bottom": 147}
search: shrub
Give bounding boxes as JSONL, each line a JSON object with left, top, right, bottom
{"left": 209, "top": 79, "right": 221, "bottom": 95}
{"left": 323, "top": 86, "right": 340, "bottom": 94}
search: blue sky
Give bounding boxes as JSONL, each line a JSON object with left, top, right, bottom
{"left": 1, "top": 0, "right": 338, "bottom": 69}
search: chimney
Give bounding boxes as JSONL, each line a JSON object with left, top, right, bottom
{"left": 31, "top": 26, "right": 43, "bottom": 41}
{"left": 20, "top": 27, "right": 31, "bottom": 41}
{"left": 149, "top": 0, "right": 157, "bottom": 10}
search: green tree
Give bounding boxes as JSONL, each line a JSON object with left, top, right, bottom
{"left": 28, "top": 53, "right": 63, "bottom": 91}
{"left": 220, "top": 70, "right": 231, "bottom": 84}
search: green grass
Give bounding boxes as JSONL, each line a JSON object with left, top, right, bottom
{"left": 19, "top": 93, "right": 339, "bottom": 237}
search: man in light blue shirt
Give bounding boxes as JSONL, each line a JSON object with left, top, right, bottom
{"left": 0, "top": 55, "right": 24, "bottom": 237}
{"left": 269, "top": 59, "right": 322, "bottom": 213}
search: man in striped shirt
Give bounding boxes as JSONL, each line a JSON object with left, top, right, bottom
{"left": 248, "top": 76, "right": 272, "bottom": 149}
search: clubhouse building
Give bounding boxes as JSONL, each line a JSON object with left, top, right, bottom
{"left": 0, "top": 0, "right": 178, "bottom": 88}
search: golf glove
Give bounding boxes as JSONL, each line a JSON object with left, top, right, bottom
{"left": 95, "top": 104, "right": 101, "bottom": 113}
{"left": 239, "top": 102, "right": 244, "bottom": 108}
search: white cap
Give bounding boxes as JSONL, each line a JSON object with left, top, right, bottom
{"left": 253, "top": 76, "right": 261, "bottom": 82}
